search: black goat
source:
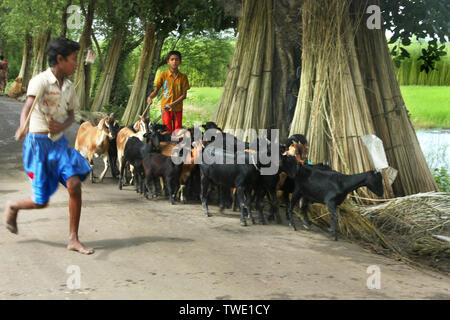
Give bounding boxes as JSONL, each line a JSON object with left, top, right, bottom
{"left": 279, "top": 162, "right": 332, "bottom": 224}
{"left": 289, "top": 165, "right": 384, "bottom": 240}
{"left": 108, "top": 122, "right": 122, "bottom": 179}
{"left": 253, "top": 153, "right": 298, "bottom": 225}
{"left": 119, "top": 133, "right": 160, "bottom": 192}
{"left": 142, "top": 152, "right": 182, "bottom": 204}
{"left": 198, "top": 147, "right": 260, "bottom": 226}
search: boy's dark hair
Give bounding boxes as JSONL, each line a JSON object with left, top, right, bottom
{"left": 46, "top": 37, "right": 80, "bottom": 67}
{"left": 167, "top": 50, "right": 182, "bottom": 61}
{"left": 0, "top": 55, "right": 4, "bottom": 60}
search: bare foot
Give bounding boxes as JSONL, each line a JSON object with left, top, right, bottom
{"left": 67, "top": 240, "right": 95, "bottom": 255}
{"left": 4, "top": 201, "right": 18, "bottom": 234}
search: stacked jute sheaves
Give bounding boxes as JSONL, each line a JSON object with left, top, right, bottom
{"left": 286, "top": 0, "right": 447, "bottom": 273}
{"left": 290, "top": 0, "right": 439, "bottom": 198}
{"left": 293, "top": 192, "right": 450, "bottom": 274}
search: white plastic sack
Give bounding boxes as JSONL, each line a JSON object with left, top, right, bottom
{"left": 360, "top": 134, "right": 389, "bottom": 171}
{"left": 85, "top": 49, "right": 96, "bottom": 65}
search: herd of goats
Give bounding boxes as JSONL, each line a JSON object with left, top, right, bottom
{"left": 74, "top": 114, "right": 384, "bottom": 241}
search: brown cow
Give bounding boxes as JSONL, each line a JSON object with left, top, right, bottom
{"left": 75, "top": 114, "right": 119, "bottom": 183}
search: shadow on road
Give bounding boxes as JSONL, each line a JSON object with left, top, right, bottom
{"left": 18, "top": 236, "right": 194, "bottom": 260}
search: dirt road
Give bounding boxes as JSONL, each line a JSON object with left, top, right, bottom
{"left": 0, "top": 96, "right": 449, "bottom": 300}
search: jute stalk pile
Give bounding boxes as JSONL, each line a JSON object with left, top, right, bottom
{"left": 360, "top": 192, "right": 450, "bottom": 272}
{"left": 293, "top": 192, "right": 450, "bottom": 273}
{"left": 290, "top": 0, "right": 438, "bottom": 198}
{"left": 213, "top": 0, "right": 274, "bottom": 142}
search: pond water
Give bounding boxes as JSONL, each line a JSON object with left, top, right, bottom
{"left": 416, "top": 129, "right": 450, "bottom": 171}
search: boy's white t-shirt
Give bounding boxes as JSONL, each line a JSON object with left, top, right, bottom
{"left": 27, "top": 68, "right": 79, "bottom": 141}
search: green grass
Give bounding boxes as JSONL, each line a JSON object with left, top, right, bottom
{"left": 150, "top": 86, "right": 449, "bottom": 130}
{"left": 149, "top": 87, "right": 224, "bottom": 127}
{"left": 400, "top": 86, "right": 450, "bottom": 129}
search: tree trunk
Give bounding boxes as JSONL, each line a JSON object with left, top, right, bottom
{"left": 90, "top": 29, "right": 125, "bottom": 112}
{"left": 214, "top": 0, "right": 300, "bottom": 140}
{"left": 108, "top": 35, "right": 144, "bottom": 109}
{"left": 213, "top": 0, "right": 302, "bottom": 141}
{"left": 289, "top": 0, "right": 438, "bottom": 197}
{"left": 145, "top": 33, "right": 165, "bottom": 98}
{"left": 121, "top": 23, "right": 157, "bottom": 125}
{"left": 32, "top": 26, "right": 51, "bottom": 77}
{"left": 74, "top": 0, "right": 94, "bottom": 110}
{"left": 17, "top": 32, "right": 33, "bottom": 88}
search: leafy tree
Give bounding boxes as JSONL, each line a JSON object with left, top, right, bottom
{"left": 382, "top": 0, "right": 449, "bottom": 73}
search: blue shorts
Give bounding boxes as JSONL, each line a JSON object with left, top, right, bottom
{"left": 23, "top": 133, "right": 92, "bottom": 205}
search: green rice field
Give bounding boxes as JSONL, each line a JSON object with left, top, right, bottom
{"left": 162, "top": 86, "right": 449, "bottom": 129}
{"left": 400, "top": 86, "right": 450, "bottom": 129}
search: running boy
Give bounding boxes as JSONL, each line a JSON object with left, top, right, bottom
{"left": 3, "top": 37, "right": 94, "bottom": 255}
{"left": 147, "top": 51, "right": 190, "bottom": 133}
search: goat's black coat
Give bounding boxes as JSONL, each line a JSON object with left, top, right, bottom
{"left": 289, "top": 165, "right": 383, "bottom": 240}
{"left": 199, "top": 148, "right": 260, "bottom": 225}
{"left": 119, "top": 133, "right": 160, "bottom": 192}
{"left": 108, "top": 122, "right": 122, "bottom": 179}
{"left": 142, "top": 152, "right": 182, "bottom": 204}
{"left": 253, "top": 153, "right": 298, "bottom": 224}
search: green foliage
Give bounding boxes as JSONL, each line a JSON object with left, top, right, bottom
{"left": 382, "top": 0, "right": 449, "bottom": 73}
{"left": 433, "top": 167, "right": 450, "bottom": 194}
{"left": 0, "top": 36, "right": 22, "bottom": 79}
{"left": 157, "top": 34, "right": 235, "bottom": 87}
{"left": 390, "top": 41, "right": 449, "bottom": 86}
{"left": 102, "top": 103, "right": 126, "bottom": 123}
{"left": 0, "top": 0, "right": 69, "bottom": 37}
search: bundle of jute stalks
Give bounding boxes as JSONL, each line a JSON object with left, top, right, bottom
{"left": 360, "top": 192, "right": 450, "bottom": 272}
{"left": 292, "top": 192, "right": 449, "bottom": 273}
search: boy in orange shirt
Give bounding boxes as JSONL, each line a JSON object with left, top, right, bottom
{"left": 147, "top": 51, "right": 190, "bottom": 133}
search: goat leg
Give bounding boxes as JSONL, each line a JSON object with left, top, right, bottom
{"left": 255, "top": 189, "right": 266, "bottom": 225}
{"left": 98, "top": 156, "right": 109, "bottom": 183}
{"left": 151, "top": 176, "right": 158, "bottom": 198}
{"left": 245, "top": 189, "right": 256, "bottom": 225}
{"left": 237, "top": 187, "right": 247, "bottom": 226}
{"left": 218, "top": 185, "right": 225, "bottom": 213}
{"left": 200, "top": 172, "right": 211, "bottom": 217}
{"left": 144, "top": 174, "right": 151, "bottom": 199}
{"left": 166, "top": 177, "right": 175, "bottom": 205}
{"left": 300, "top": 199, "right": 312, "bottom": 229}
{"left": 327, "top": 202, "right": 338, "bottom": 241}
{"left": 288, "top": 189, "right": 303, "bottom": 231}
{"left": 231, "top": 188, "right": 238, "bottom": 212}
{"left": 119, "top": 160, "right": 126, "bottom": 190}
{"left": 89, "top": 159, "right": 95, "bottom": 183}
{"left": 269, "top": 189, "right": 281, "bottom": 224}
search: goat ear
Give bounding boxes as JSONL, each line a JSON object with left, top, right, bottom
{"left": 97, "top": 119, "right": 105, "bottom": 130}
{"left": 109, "top": 113, "right": 115, "bottom": 119}
{"left": 133, "top": 120, "right": 140, "bottom": 131}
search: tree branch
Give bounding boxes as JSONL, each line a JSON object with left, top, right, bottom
{"left": 91, "top": 31, "right": 104, "bottom": 71}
